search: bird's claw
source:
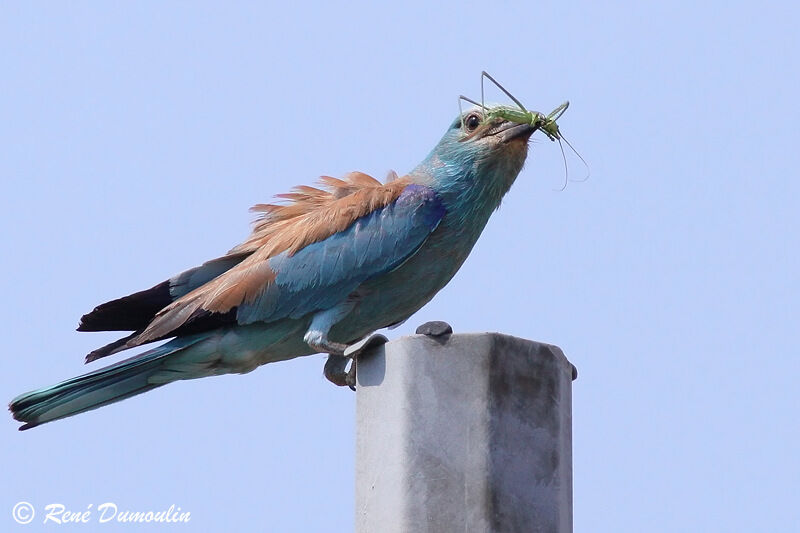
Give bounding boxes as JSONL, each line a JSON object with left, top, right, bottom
{"left": 342, "top": 333, "right": 389, "bottom": 358}
{"left": 323, "top": 354, "right": 351, "bottom": 387}
{"left": 323, "top": 334, "right": 388, "bottom": 390}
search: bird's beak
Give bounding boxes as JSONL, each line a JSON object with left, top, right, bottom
{"left": 497, "top": 122, "right": 535, "bottom": 144}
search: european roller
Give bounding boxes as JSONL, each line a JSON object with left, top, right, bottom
{"left": 10, "top": 98, "right": 549, "bottom": 430}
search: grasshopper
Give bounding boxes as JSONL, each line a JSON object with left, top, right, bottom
{"left": 458, "top": 71, "right": 587, "bottom": 189}
{"left": 459, "top": 71, "right": 569, "bottom": 141}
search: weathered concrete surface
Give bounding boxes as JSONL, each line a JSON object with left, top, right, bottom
{"left": 356, "top": 333, "right": 576, "bottom": 533}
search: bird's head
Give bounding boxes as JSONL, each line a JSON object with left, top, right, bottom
{"left": 412, "top": 105, "right": 535, "bottom": 210}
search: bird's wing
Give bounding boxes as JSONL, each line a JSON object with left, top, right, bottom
{"left": 78, "top": 253, "right": 251, "bottom": 333}
{"left": 122, "top": 173, "right": 444, "bottom": 350}
{"left": 79, "top": 172, "right": 392, "bottom": 335}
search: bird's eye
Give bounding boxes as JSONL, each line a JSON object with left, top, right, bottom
{"left": 464, "top": 113, "right": 481, "bottom": 132}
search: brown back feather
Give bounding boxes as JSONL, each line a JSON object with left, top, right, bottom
{"left": 130, "top": 172, "right": 411, "bottom": 346}
{"left": 230, "top": 172, "right": 409, "bottom": 256}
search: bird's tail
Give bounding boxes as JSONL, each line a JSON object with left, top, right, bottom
{"left": 9, "top": 339, "right": 200, "bottom": 431}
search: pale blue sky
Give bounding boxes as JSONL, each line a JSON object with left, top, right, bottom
{"left": 2, "top": 2, "right": 798, "bottom": 532}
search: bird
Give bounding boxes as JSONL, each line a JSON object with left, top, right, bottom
{"left": 9, "top": 103, "right": 539, "bottom": 430}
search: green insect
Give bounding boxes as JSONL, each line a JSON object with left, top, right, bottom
{"left": 458, "top": 71, "right": 587, "bottom": 189}
{"left": 458, "top": 71, "right": 567, "bottom": 140}
{"left": 460, "top": 71, "right": 569, "bottom": 141}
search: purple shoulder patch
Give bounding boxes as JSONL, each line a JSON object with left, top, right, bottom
{"left": 398, "top": 185, "right": 446, "bottom": 229}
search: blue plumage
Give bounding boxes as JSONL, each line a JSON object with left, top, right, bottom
{"left": 10, "top": 105, "right": 536, "bottom": 429}
{"left": 246, "top": 185, "right": 444, "bottom": 322}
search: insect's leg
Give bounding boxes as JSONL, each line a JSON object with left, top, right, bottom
{"left": 482, "top": 71, "right": 527, "bottom": 112}
{"left": 481, "top": 71, "right": 486, "bottom": 112}
{"left": 459, "top": 95, "right": 487, "bottom": 124}
{"left": 459, "top": 95, "right": 486, "bottom": 109}
{"left": 460, "top": 95, "right": 485, "bottom": 128}
{"left": 547, "top": 101, "right": 570, "bottom": 121}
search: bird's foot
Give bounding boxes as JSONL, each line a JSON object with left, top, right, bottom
{"left": 415, "top": 320, "right": 453, "bottom": 337}
{"left": 305, "top": 331, "right": 348, "bottom": 356}
{"left": 323, "top": 354, "right": 353, "bottom": 388}
{"left": 323, "top": 334, "right": 388, "bottom": 391}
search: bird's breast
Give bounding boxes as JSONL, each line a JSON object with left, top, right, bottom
{"left": 331, "top": 212, "right": 489, "bottom": 342}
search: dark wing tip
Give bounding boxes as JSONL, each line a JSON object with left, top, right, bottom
{"left": 78, "top": 281, "right": 172, "bottom": 332}
{"left": 83, "top": 332, "right": 139, "bottom": 363}
{"left": 77, "top": 310, "right": 100, "bottom": 331}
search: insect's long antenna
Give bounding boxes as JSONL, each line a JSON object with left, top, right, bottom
{"left": 554, "top": 138, "right": 569, "bottom": 191}
{"left": 482, "top": 71, "right": 526, "bottom": 112}
{"left": 559, "top": 133, "right": 590, "bottom": 182}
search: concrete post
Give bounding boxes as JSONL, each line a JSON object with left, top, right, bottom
{"left": 355, "top": 332, "right": 576, "bottom": 533}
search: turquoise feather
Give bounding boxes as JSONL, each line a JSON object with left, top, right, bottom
{"left": 9, "top": 109, "right": 535, "bottom": 430}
